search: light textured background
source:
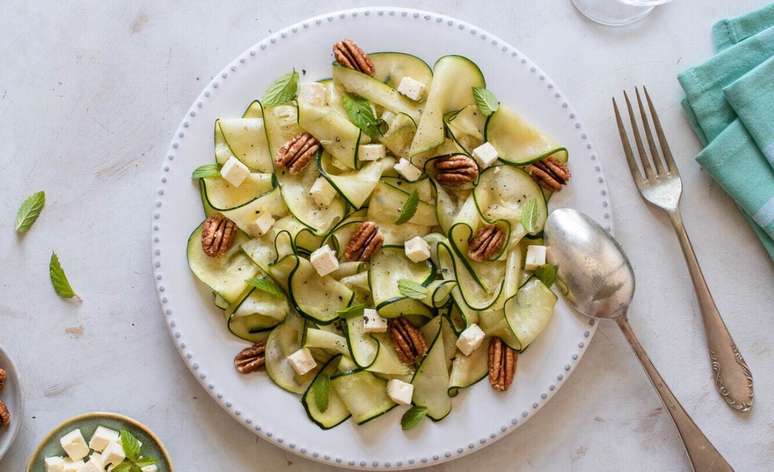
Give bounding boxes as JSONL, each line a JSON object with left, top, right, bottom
{"left": 1, "top": 1, "right": 772, "bottom": 470}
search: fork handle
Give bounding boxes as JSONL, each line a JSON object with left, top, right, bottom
{"left": 668, "top": 210, "right": 753, "bottom": 411}
{"left": 616, "top": 316, "right": 734, "bottom": 472}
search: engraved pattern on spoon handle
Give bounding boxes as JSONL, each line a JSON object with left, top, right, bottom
{"left": 616, "top": 316, "right": 734, "bottom": 472}
{"left": 668, "top": 210, "right": 753, "bottom": 411}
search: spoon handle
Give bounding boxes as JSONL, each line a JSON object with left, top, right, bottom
{"left": 668, "top": 210, "right": 753, "bottom": 412}
{"left": 615, "top": 316, "right": 734, "bottom": 472}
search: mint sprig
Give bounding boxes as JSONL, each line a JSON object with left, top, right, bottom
{"left": 397, "top": 279, "right": 426, "bottom": 300}
{"left": 472, "top": 87, "right": 499, "bottom": 116}
{"left": 337, "top": 304, "right": 365, "bottom": 319}
{"left": 342, "top": 94, "right": 381, "bottom": 139}
{"left": 533, "top": 263, "right": 557, "bottom": 288}
{"left": 401, "top": 405, "right": 427, "bottom": 431}
{"left": 245, "top": 275, "right": 285, "bottom": 298}
{"left": 192, "top": 163, "right": 221, "bottom": 179}
{"left": 394, "top": 190, "right": 419, "bottom": 225}
{"left": 15, "top": 191, "right": 45, "bottom": 233}
{"left": 312, "top": 373, "right": 331, "bottom": 413}
{"left": 520, "top": 198, "right": 539, "bottom": 234}
{"left": 261, "top": 70, "right": 299, "bottom": 107}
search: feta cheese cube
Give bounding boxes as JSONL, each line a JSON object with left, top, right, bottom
{"left": 310, "top": 245, "right": 339, "bottom": 277}
{"left": 140, "top": 466, "right": 159, "bottom": 472}
{"left": 363, "top": 308, "right": 387, "bottom": 333}
{"left": 287, "top": 348, "right": 317, "bottom": 376}
{"left": 298, "top": 82, "right": 327, "bottom": 107}
{"left": 247, "top": 212, "right": 275, "bottom": 237}
{"left": 397, "top": 77, "right": 426, "bottom": 102}
{"left": 44, "top": 457, "right": 67, "bottom": 472}
{"left": 88, "top": 426, "right": 119, "bottom": 452}
{"left": 386, "top": 379, "right": 414, "bottom": 405}
{"left": 471, "top": 142, "right": 499, "bottom": 169}
{"left": 404, "top": 236, "right": 430, "bottom": 263}
{"left": 393, "top": 158, "right": 422, "bottom": 182}
{"left": 101, "top": 441, "right": 126, "bottom": 469}
{"left": 456, "top": 324, "right": 485, "bottom": 356}
{"left": 60, "top": 429, "right": 89, "bottom": 461}
{"left": 79, "top": 455, "right": 103, "bottom": 472}
{"left": 310, "top": 177, "right": 337, "bottom": 207}
{"left": 62, "top": 461, "right": 83, "bottom": 472}
{"left": 358, "top": 144, "right": 386, "bottom": 162}
{"left": 220, "top": 156, "right": 250, "bottom": 187}
{"left": 525, "top": 245, "right": 547, "bottom": 271}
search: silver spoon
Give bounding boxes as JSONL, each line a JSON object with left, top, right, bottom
{"left": 544, "top": 208, "right": 733, "bottom": 472}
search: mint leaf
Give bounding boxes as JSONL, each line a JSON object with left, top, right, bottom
{"left": 120, "top": 430, "right": 142, "bottom": 462}
{"left": 520, "top": 198, "right": 539, "bottom": 234}
{"left": 401, "top": 405, "right": 427, "bottom": 431}
{"left": 312, "top": 373, "right": 331, "bottom": 413}
{"left": 245, "top": 275, "right": 285, "bottom": 298}
{"left": 533, "top": 263, "right": 557, "bottom": 287}
{"left": 342, "top": 94, "right": 381, "bottom": 139}
{"left": 192, "top": 163, "right": 221, "bottom": 179}
{"left": 135, "top": 457, "right": 158, "bottom": 467}
{"left": 472, "top": 87, "right": 499, "bottom": 116}
{"left": 261, "top": 70, "right": 299, "bottom": 107}
{"left": 49, "top": 252, "right": 79, "bottom": 300}
{"left": 15, "top": 191, "right": 45, "bottom": 233}
{"left": 394, "top": 190, "right": 419, "bottom": 225}
{"left": 397, "top": 279, "right": 426, "bottom": 300}
{"left": 337, "top": 304, "right": 365, "bottom": 319}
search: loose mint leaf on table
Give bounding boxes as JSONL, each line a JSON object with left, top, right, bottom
{"left": 401, "top": 405, "right": 427, "bottom": 431}
{"left": 49, "top": 252, "right": 79, "bottom": 300}
{"left": 342, "top": 94, "right": 381, "bottom": 139}
{"left": 15, "top": 190, "right": 45, "bottom": 233}
{"left": 520, "top": 197, "right": 539, "bottom": 234}
{"left": 120, "top": 430, "right": 142, "bottom": 462}
{"left": 472, "top": 87, "right": 499, "bottom": 116}
{"left": 394, "top": 190, "right": 419, "bottom": 225}
{"left": 261, "top": 70, "right": 299, "bottom": 106}
{"left": 191, "top": 163, "right": 221, "bottom": 179}
{"left": 534, "top": 263, "right": 557, "bottom": 288}
{"left": 397, "top": 279, "right": 426, "bottom": 300}
{"left": 337, "top": 304, "right": 365, "bottom": 319}
{"left": 245, "top": 275, "right": 285, "bottom": 298}
{"left": 312, "top": 373, "right": 331, "bottom": 413}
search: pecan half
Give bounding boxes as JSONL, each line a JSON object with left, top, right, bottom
{"left": 0, "top": 400, "right": 9, "bottom": 428}
{"left": 388, "top": 317, "right": 428, "bottom": 364}
{"left": 468, "top": 225, "right": 505, "bottom": 262}
{"left": 488, "top": 337, "right": 517, "bottom": 391}
{"left": 434, "top": 154, "right": 479, "bottom": 187}
{"left": 527, "top": 157, "right": 571, "bottom": 191}
{"left": 234, "top": 342, "right": 266, "bottom": 374}
{"left": 343, "top": 221, "right": 384, "bottom": 261}
{"left": 201, "top": 214, "right": 237, "bottom": 257}
{"left": 0, "top": 368, "right": 5, "bottom": 392}
{"left": 276, "top": 132, "right": 320, "bottom": 175}
{"left": 333, "top": 39, "right": 375, "bottom": 76}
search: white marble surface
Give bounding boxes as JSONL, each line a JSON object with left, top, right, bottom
{"left": 1, "top": 1, "right": 772, "bottom": 470}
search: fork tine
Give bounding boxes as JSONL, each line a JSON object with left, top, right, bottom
{"left": 612, "top": 97, "right": 644, "bottom": 186}
{"left": 644, "top": 86, "right": 679, "bottom": 175}
{"left": 623, "top": 91, "right": 655, "bottom": 180}
{"left": 635, "top": 87, "right": 666, "bottom": 176}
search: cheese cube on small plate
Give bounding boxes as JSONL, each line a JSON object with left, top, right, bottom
{"left": 59, "top": 429, "right": 89, "bottom": 461}
{"left": 44, "top": 457, "right": 67, "bottom": 472}
{"left": 310, "top": 177, "right": 337, "bottom": 207}
{"left": 220, "top": 156, "right": 250, "bottom": 187}
{"left": 88, "top": 426, "right": 119, "bottom": 452}
{"left": 397, "top": 77, "right": 425, "bottom": 101}
{"left": 310, "top": 246, "right": 339, "bottom": 277}
{"left": 101, "top": 441, "right": 126, "bottom": 469}
{"left": 456, "top": 324, "right": 485, "bottom": 356}
{"left": 287, "top": 348, "right": 317, "bottom": 376}
{"left": 363, "top": 308, "right": 387, "bottom": 333}
{"left": 387, "top": 379, "right": 414, "bottom": 405}
{"left": 79, "top": 455, "right": 103, "bottom": 472}
{"left": 358, "top": 144, "right": 386, "bottom": 162}
{"left": 472, "top": 142, "right": 499, "bottom": 169}
{"left": 298, "top": 82, "right": 327, "bottom": 107}
{"left": 394, "top": 158, "right": 422, "bottom": 182}
{"left": 404, "top": 236, "right": 430, "bottom": 263}
{"left": 62, "top": 461, "right": 83, "bottom": 472}
{"left": 247, "top": 212, "right": 275, "bottom": 237}
{"left": 525, "top": 245, "right": 547, "bottom": 271}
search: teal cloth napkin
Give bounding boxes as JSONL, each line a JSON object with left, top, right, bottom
{"left": 678, "top": 3, "right": 774, "bottom": 260}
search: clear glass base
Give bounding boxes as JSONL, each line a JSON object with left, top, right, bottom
{"left": 571, "top": 0, "right": 655, "bottom": 26}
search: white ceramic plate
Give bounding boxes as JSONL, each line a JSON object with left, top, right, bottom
{"left": 152, "top": 7, "right": 612, "bottom": 470}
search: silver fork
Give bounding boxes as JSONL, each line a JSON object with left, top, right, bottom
{"left": 612, "top": 87, "right": 753, "bottom": 412}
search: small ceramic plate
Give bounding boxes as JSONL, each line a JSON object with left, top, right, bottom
{"left": 26, "top": 412, "right": 173, "bottom": 471}
{"left": 0, "top": 344, "right": 23, "bottom": 461}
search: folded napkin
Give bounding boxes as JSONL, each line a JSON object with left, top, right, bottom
{"left": 678, "top": 3, "right": 774, "bottom": 260}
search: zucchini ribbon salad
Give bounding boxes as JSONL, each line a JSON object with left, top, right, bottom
{"left": 187, "top": 39, "right": 572, "bottom": 430}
